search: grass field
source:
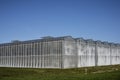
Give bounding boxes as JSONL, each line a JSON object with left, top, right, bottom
{"left": 0, "top": 65, "right": 120, "bottom": 80}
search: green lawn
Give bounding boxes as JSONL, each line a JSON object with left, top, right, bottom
{"left": 0, "top": 65, "right": 120, "bottom": 80}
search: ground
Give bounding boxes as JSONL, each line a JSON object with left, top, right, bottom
{"left": 0, "top": 65, "right": 120, "bottom": 80}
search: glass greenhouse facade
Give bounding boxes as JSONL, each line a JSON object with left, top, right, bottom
{"left": 0, "top": 36, "right": 120, "bottom": 68}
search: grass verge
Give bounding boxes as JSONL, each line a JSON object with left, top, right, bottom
{"left": 0, "top": 65, "right": 120, "bottom": 80}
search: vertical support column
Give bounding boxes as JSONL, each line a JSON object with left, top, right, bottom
{"left": 16, "top": 44, "right": 17, "bottom": 67}
{"left": 13, "top": 44, "right": 15, "bottom": 67}
{"left": 2, "top": 46, "right": 4, "bottom": 66}
{"left": 10, "top": 45, "right": 12, "bottom": 67}
{"left": 14, "top": 45, "right": 16, "bottom": 67}
{"left": 24, "top": 44, "right": 26, "bottom": 67}
{"left": 40, "top": 42, "right": 42, "bottom": 68}
{"left": 95, "top": 42, "right": 98, "bottom": 66}
{"left": 0, "top": 46, "right": 2, "bottom": 66}
{"left": 20, "top": 44, "right": 24, "bottom": 67}
{"left": 18, "top": 44, "right": 20, "bottom": 67}
{"left": 30, "top": 43, "right": 32, "bottom": 68}
{"left": 45, "top": 41, "right": 47, "bottom": 68}
{"left": 0, "top": 47, "right": 1, "bottom": 66}
{"left": 110, "top": 44, "right": 112, "bottom": 65}
{"left": 12, "top": 45, "right": 14, "bottom": 67}
{"left": 42, "top": 41, "right": 44, "bottom": 68}
{"left": 5, "top": 45, "right": 7, "bottom": 67}
{"left": 26, "top": 44, "right": 28, "bottom": 68}
{"left": 75, "top": 41, "right": 78, "bottom": 68}
{"left": 35, "top": 42, "right": 37, "bottom": 68}
{"left": 58, "top": 40, "right": 60, "bottom": 68}
{"left": 61, "top": 40, "right": 63, "bottom": 68}
{"left": 21, "top": 44, "right": 23, "bottom": 67}
{"left": 0, "top": 47, "right": 2, "bottom": 66}
{"left": 1, "top": 46, "right": 3, "bottom": 66}
{"left": 41, "top": 41, "right": 44, "bottom": 68}
{"left": 23, "top": 44, "right": 25, "bottom": 67}
{"left": 19, "top": 44, "right": 21, "bottom": 67}
{"left": 5, "top": 46, "right": 7, "bottom": 67}
{"left": 56, "top": 40, "right": 58, "bottom": 68}
{"left": 38, "top": 42, "right": 40, "bottom": 68}
{"left": 20, "top": 44, "right": 21, "bottom": 67}
{"left": 3, "top": 45, "right": 5, "bottom": 67}
{"left": 8, "top": 45, "right": 10, "bottom": 67}
{"left": 32, "top": 42, "right": 36, "bottom": 68}
{"left": 27, "top": 44, "right": 30, "bottom": 68}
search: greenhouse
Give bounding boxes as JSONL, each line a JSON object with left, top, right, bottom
{"left": 0, "top": 36, "right": 120, "bottom": 68}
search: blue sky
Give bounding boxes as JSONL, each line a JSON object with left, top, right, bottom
{"left": 0, "top": 0, "right": 120, "bottom": 43}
